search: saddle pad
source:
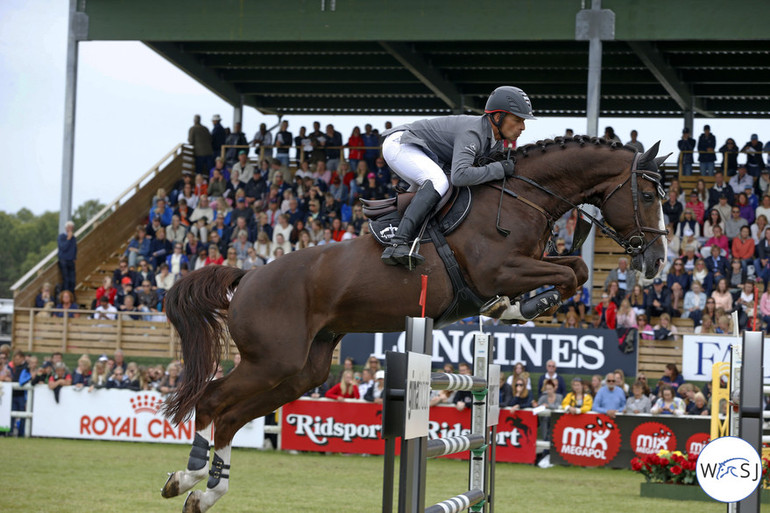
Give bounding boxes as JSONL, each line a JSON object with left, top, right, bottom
{"left": 368, "top": 186, "right": 472, "bottom": 247}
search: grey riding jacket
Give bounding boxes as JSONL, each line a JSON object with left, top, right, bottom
{"left": 383, "top": 115, "right": 507, "bottom": 187}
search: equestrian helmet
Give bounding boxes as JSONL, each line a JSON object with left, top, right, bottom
{"left": 484, "top": 86, "right": 536, "bottom": 120}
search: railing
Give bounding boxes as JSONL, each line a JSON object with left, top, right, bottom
{"left": 221, "top": 144, "right": 382, "bottom": 163}
{"left": 675, "top": 149, "right": 770, "bottom": 177}
{"left": 12, "top": 307, "right": 184, "bottom": 359}
{"left": 10, "top": 143, "right": 192, "bottom": 294}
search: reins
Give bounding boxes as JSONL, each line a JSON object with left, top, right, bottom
{"left": 488, "top": 151, "right": 667, "bottom": 256}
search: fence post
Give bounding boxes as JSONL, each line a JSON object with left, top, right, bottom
{"left": 61, "top": 314, "right": 69, "bottom": 352}
{"left": 116, "top": 312, "right": 123, "bottom": 351}
{"left": 27, "top": 311, "right": 34, "bottom": 352}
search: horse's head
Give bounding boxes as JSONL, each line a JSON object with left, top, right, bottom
{"left": 601, "top": 142, "right": 670, "bottom": 279}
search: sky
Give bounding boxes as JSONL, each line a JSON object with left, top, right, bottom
{"left": 1, "top": 0, "right": 769, "bottom": 216}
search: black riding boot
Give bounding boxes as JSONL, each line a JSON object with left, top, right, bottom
{"left": 381, "top": 180, "right": 442, "bottom": 269}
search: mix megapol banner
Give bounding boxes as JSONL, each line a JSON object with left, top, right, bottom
{"left": 681, "top": 334, "right": 770, "bottom": 383}
{"left": 340, "top": 324, "right": 636, "bottom": 375}
{"left": 281, "top": 398, "right": 538, "bottom": 464}
{"left": 32, "top": 385, "right": 264, "bottom": 447}
{"left": 550, "top": 412, "right": 710, "bottom": 469}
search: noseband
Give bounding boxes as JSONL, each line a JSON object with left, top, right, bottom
{"left": 492, "top": 152, "right": 667, "bottom": 256}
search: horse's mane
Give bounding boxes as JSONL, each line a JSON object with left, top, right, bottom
{"left": 476, "top": 136, "right": 637, "bottom": 166}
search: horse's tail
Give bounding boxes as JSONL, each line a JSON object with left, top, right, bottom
{"left": 161, "top": 265, "right": 247, "bottom": 425}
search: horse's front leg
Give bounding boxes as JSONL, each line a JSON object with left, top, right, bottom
{"left": 490, "top": 257, "right": 580, "bottom": 321}
{"left": 541, "top": 255, "right": 589, "bottom": 299}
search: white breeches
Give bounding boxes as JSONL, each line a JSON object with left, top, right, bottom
{"left": 382, "top": 132, "right": 450, "bottom": 196}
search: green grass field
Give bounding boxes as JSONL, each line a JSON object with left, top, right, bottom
{"left": 0, "top": 438, "right": 726, "bottom": 513}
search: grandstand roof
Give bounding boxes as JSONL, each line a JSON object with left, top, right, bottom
{"left": 82, "top": 0, "right": 770, "bottom": 118}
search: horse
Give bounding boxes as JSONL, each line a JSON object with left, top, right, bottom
{"left": 160, "top": 136, "right": 668, "bottom": 512}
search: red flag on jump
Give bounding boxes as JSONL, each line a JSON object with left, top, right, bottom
{"left": 419, "top": 274, "right": 428, "bottom": 317}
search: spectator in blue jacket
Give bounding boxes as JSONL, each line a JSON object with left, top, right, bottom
{"left": 697, "top": 125, "right": 717, "bottom": 176}
{"left": 592, "top": 372, "right": 627, "bottom": 418}
{"left": 57, "top": 220, "right": 77, "bottom": 293}
{"left": 536, "top": 360, "right": 567, "bottom": 396}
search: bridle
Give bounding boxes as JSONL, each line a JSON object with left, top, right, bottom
{"left": 491, "top": 151, "right": 667, "bottom": 256}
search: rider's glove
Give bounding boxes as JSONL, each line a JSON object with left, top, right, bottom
{"left": 501, "top": 159, "right": 515, "bottom": 178}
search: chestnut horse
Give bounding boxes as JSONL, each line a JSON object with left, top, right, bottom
{"left": 161, "top": 137, "right": 668, "bottom": 512}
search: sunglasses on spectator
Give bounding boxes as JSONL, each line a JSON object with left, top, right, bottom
{"left": 515, "top": 383, "right": 524, "bottom": 387}
{"left": 606, "top": 379, "right": 615, "bottom": 383}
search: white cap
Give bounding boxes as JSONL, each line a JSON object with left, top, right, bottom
{"left": 212, "top": 114, "right": 222, "bottom": 121}
{"left": 375, "top": 370, "right": 385, "bottom": 380}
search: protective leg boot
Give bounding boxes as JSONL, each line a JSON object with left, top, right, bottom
{"left": 519, "top": 289, "right": 562, "bottom": 320}
{"left": 381, "top": 180, "right": 442, "bottom": 269}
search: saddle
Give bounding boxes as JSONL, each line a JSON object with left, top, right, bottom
{"left": 361, "top": 186, "right": 483, "bottom": 328}
{"left": 363, "top": 185, "right": 472, "bottom": 245}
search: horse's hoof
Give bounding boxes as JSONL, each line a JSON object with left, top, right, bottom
{"left": 162, "top": 472, "right": 180, "bottom": 498}
{"left": 183, "top": 491, "right": 203, "bottom": 513}
{"left": 480, "top": 295, "right": 511, "bottom": 318}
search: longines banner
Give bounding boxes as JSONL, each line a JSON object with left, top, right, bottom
{"left": 280, "top": 398, "right": 538, "bottom": 464}
{"left": 550, "top": 412, "right": 710, "bottom": 469}
{"left": 340, "top": 325, "right": 636, "bottom": 375}
{"left": 31, "top": 385, "right": 265, "bottom": 448}
{"left": 681, "top": 334, "right": 770, "bottom": 383}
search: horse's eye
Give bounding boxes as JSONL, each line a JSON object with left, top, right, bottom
{"left": 642, "top": 192, "right": 654, "bottom": 202}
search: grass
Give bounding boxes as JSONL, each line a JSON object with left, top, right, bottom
{"left": 0, "top": 438, "right": 726, "bottom": 513}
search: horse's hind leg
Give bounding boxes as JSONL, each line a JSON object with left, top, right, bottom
{"left": 182, "top": 331, "right": 340, "bottom": 513}
{"left": 161, "top": 424, "right": 212, "bottom": 498}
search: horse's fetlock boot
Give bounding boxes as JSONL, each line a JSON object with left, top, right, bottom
{"left": 519, "top": 290, "right": 562, "bottom": 320}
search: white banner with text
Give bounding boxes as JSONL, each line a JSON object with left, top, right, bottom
{"left": 681, "top": 334, "right": 770, "bottom": 383}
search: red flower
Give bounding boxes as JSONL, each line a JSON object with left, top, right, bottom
{"left": 671, "top": 465, "right": 683, "bottom": 475}
{"left": 631, "top": 458, "right": 643, "bottom": 471}
{"left": 659, "top": 458, "right": 670, "bottom": 466}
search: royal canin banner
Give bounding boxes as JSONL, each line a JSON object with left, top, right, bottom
{"left": 31, "top": 385, "right": 264, "bottom": 447}
{"left": 550, "top": 412, "right": 710, "bottom": 469}
{"left": 280, "top": 398, "right": 537, "bottom": 464}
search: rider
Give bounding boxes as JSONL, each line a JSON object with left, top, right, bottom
{"left": 380, "top": 86, "right": 536, "bottom": 267}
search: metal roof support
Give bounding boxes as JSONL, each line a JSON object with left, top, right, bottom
{"left": 576, "top": 0, "right": 614, "bottom": 306}
{"left": 627, "top": 41, "right": 713, "bottom": 118}
{"left": 233, "top": 95, "right": 244, "bottom": 127}
{"left": 59, "top": 0, "right": 88, "bottom": 234}
{"left": 378, "top": 42, "right": 469, "bottom": 113}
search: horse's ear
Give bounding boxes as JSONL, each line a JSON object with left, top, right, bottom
{"left": 638, "top": 141, "right": 661, "bottom": 165}
{"left": 654, "top": 153, "right": 672, "bottom": 169}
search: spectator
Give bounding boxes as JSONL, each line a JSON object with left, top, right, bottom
{"left": 48, "top": 362, "right": 72, "bottom": 401}
{"left": 251, "top": 123, "right": 273, "bottom": 159}
{"left": 150, "top": 198, "right": 173, "bottom": 227}
{"left": 603, "top": 257, "right": 636, "bottom": 297}
{"left": 453, "top": 363, "right": 475, "bottom": 411}
{"left": 274, "top": 120, "right": 293, "bottom": 167}
{"left": 175, "top": 198, "right": 194, "bottom": 228}
{"left": 190, "top": 195, "right": 214, "bottom": 225}
{"left": 93, "top": 295, "right": 117, "bottom": 322}
{"left": 651, "top": 384, "right": 686, "bottom": 415}
{"left": 742, "top": 134, "right": 765, "bottom": 177}
{"left": 644, "top": 278, "right": 671, "bottom": 318}
{"left": 134, "top": 259, "right": 156, "bottom": 288}
{"left": 760, "top": 170, "right": 770, "bottom": 197}
{"left": 55, "top": 290, "right": 79, "bottom": 318}
{"left": 537, "top": 360, "right": 566, "bottom": 396}
{"left": 735, "top": 280, "right": 756, "bottom": 328}
{"left": 224, "top": 121, "right": 248, "bottom": 167}
{"left": 506, "top": 362, "right": 532, "bottom": 391}
{"left": 702, "top": 209, "right": 724, "bottom": 240}
{"left": 687, "top": 392, "right": 709, "bottom": 415}
{"left": 294, "top": 126, "right": 313, "bottom": 164}
{"left": 364, "top": 370, "right": 385, "bottom": 404}
{"left": 562, "top": 377, "right": 593, "bottom": 414}
{"left": 158, "top": 363, "right": 181, "bottom": 394}
{"left": 362, "top": 124, "right": 380, "bottom": 171}
{"left": 106, "top": 365, "right": 131, "bottom": 389}
{"left": 685, "top": 190, "right": 706, "bottom": 225}
{"left": 592, "top": 372, "right": 626, "bottom": 418}
{"left": 704, "top": 243, "right": 729, "bottom": 277}
{"left": 724, "top": 205, "right": 748, "bottom": 241}
{"left": 125, "top": 226, "right": 151, "bottom": 268}
{"left": 34, "top": 282, "right": 53, "bottom": 309}
{"left": 627, "top": 130, "right": 644, "bottom": 152}
{"left": 166, "top": 215, "right": 187, "bottom": 246}
{"left": 506, "top": 377, "right": 533, "bottom": 410}
{"left": 653, "top": 364, "right": 685, "bottom": 396}
{"left": 623, "top": 380, "right": 651, "bottom": 414}
{"left": 323, "top": 124, "right": 343, "bottom": 171}
{"left": 662, "top": 190, "right": 683, "bottom": 226}
{"left": 653, "top": 312, "right": 677, "bottom": 340}
{"left": 718, "top": 138, "right": 739, "bottom": 176}
{"left": 210, "top": 114, "right": 226, "bottom": 158}
{"left": 149, "top": 227, "right": 172, "bottom": 269}
{"left": 736, "top": 192, "right": 756, "bottom": 225}
{"left": 667, "top": 258, "right": 691, "bottom": 292}
{"left": 697, "top": 125, "right": 717, "bottom": 176}
{"left": 57, "top": 220, "right": 77, "bottom": 293}
{"left": 136, "top": 280, "right": 159, "bottom": 312}
{"left": 683, "top": 281, "right": 707, "bottom": 322}
{"left": 533, "top": 378, "right": 563, "bottom": 410}
{"left": 119, "top": 295, "right": 141, "bottom": 321}
{"left": 345, "top": 126, "right": 365, "bottom": 172}
{"left": 223, "top": 248, "right": 242, "bottom": 269}
{"left": 208, "top": 167, "right": 228, "bottom": 199}
{"left": 88, "top": 359, "right": 109, "bottom": 391}
{"left": 730, "top": 165, "right": 754, "bottom": 196}
{"left": 604, "top": 126, "right": 621, "bottom": 144}
{"left": 189, "top": 114, "right": 214, "bottom": 175}
{"left": 732, "top": 225, "right": 755, "bottom": 270}
{"left": 678, "top": 128, "right": 696, "bottom": 176}
{"left": 325, "top": 369, "right": 360, "bottom": 400}
{"left": 165, "top": 243, "right": 188, "bottom": 278}
{"left": 71, "top": 354, "right": 92, "bottom": 390}
{"left": 155, "top": 263, "right": 176, "bottom": 292}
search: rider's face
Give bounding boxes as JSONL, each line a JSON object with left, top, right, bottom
{"left": 499, "top": 114, "right": 525, "bottom": 142}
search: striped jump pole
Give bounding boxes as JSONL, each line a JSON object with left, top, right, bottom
{"left": 425, "top": 490, "right": 485, "bottom": 513}
{"left": 426, "top": 435, "right": 485, "bottom": 459}
{"left": 430, "top": 373, "right": 487, "bottom": 392}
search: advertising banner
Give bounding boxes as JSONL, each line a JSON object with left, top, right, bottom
{"left": 340, "top": 325, "right": 635, "bottom": 376}
{"left": 681, "top": 334, "right": 770, "bottom": 383}
{"left": 0, "top": 383, "right": 12, "bottom": 432}
{"left": 280, "top": 398, "right": 538, "bottom": 464}
{"left": 31, "top": 385, "right": 264, "bottom": 448}
{"left": 550, "top": 412, "right": 710, "bottom": 469}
